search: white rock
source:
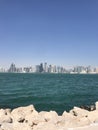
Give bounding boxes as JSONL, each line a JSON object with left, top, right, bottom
{"left": 87, "top": 110, "right": 98, "bottom": 123}
{"left": 1, "top": 122, "right": 33, "bottom": 130}
{"left": 70, "top": 107, "right": 89, "bottom": 117}
{"left": 24, "top": 112, "right": 40, "bottom": 126}
{"left": 0, "top": 103, "right": 98, "bottom": 130}
{"left": 0, "top": 108, "right": 12, "bottom": 123}
{"left": 1, "top": 123, "right": 14, "bottom": 130}
{"left": 13, "top": 122, "right": 33, "bottom": 130}
{"left": 5, "top": 108, "right": 11, "bottom": 114}
{"left": 62, "top": 111, "right": 76, "bottom": 120}
{"left": 25, "top": 111, "right": 57, "bottom": 126}
{"left": 39, "top": 111, "right": 59, "bottom": 124}
{"left": 0, "top": 115, "right": 12, "bottom": 123}
{"left": 95, "top": 101, "right": 98, "bottom": 110}
{"left": 33, "top": 122, "right": 60, "bottom": 130}
{"left": 0, "top": 109, "right": 7, "bottom": 116}
{"left": 76, "top": 117, "right": 90, "bottom": 127}
{"left": 61, "top": 111, "right": 90, "bottom": 128}
{"left": 11, "top": 105, "right": 38, "bottom": 122}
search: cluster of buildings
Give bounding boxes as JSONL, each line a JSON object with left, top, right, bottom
{"left": 0, "top": 63, "right": 98, "bottom": 74}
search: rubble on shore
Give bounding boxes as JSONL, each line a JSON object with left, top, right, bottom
{"left": 0, "top": 102, "right": 98, "bottom": 130}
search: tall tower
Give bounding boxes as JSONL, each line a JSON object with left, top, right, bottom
{"left": 44, "top": 62, "right": 48, "bottom": 72}
{"left": 8, "top": 63, "right": 16, "bottom": 73}
{"left": 39, "top": 63, "right": 44, "bottom": 73}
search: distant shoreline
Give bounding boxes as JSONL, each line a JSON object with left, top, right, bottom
{"left": 0, "top": 72, "right": 98, "bottom": 74}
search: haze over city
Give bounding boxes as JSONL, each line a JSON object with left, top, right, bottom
{"left": 0, "top": 0, "right": 98, "bottom": 68}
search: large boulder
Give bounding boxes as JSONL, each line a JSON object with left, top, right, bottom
{"left": 38, "top": 111, "right": 59, "bottom": 123}
{"left": 33, "top": 122, "right": 63, "bottom": 130}
{"left": 0, "top": 115, "right": 12, "bottom": 123}
{"left": 1, "top": 122, "right": 33, "bottom": 130}
{"left": 62, "top": 111, "right": 76, "bottom": 120}
{"left": 61, "top": 111, "right": 90, "bottom": 128}
{"left": 0, "top": 108, "right": 11, "bottom": 116}
{"left": 0, "top": 109, "right": 12, "bottom": 123}
{"left": 70, "top": 107, "right": 89, "bottom": 117}
{"left": 24, "top": 112, "right": 41, "bottom": 126}
{"left": 11, "top": 105, "right": 38, "bottom": 122}
{"left": 58, "top": 111, "right": 76, "bottom": 127}
{"left": 25, "top": 111, "right": 63, "bottom": 128}
{"left": 87, "top": 110, "right": 98, "bottom": 123}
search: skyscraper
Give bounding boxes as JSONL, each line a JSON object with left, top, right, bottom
{"left": 44, "top": 62, "right": 48, "bottom": 73}
{"left": 39, "top": 63, "right": 44, "bottom": 73}
{"left": 8, "top": 63, "right": 16, "bottom": 73}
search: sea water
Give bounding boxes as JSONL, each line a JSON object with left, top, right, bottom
{"left": 0, "top": 73, "right": 98, "bottom": 114}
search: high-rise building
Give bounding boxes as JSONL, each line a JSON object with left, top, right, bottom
{"left": 44, "top": 62, "right": 48, "bottom": 73}
{"left": 36, "top": 65, "right": 40, "bottom": 73}
{"left": 8, "top": 63, "right": 16, "bottom": 73}
{"left": 39, "top": 63, "right": 44, "bottom": 73}
{"left": 0, "top": 67, "right": 6, "bottom": 72}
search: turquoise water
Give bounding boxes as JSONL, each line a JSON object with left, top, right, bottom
{"left": 0, "top": 73, "right": 98, "bottom": 114}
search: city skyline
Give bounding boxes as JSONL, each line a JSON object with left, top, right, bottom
{"left": 0, "top": 62, "right": 98, "bottom": 70}
{"left": 0, "top": 62, "right": 98, "bottom": 74}
{"left": 0, "top": 0, "right": 98, "bottom": 68}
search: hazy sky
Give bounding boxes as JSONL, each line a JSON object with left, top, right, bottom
{"left": 0, "top": 0, "right": 98, "bottom": 68}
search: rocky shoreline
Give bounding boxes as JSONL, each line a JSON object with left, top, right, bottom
{"left": 0, "top": 102, "right": 98, "bottom": 130}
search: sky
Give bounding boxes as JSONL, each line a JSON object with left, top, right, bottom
{"left": 0, "top": 0, "right": 98, "bottom": 68}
